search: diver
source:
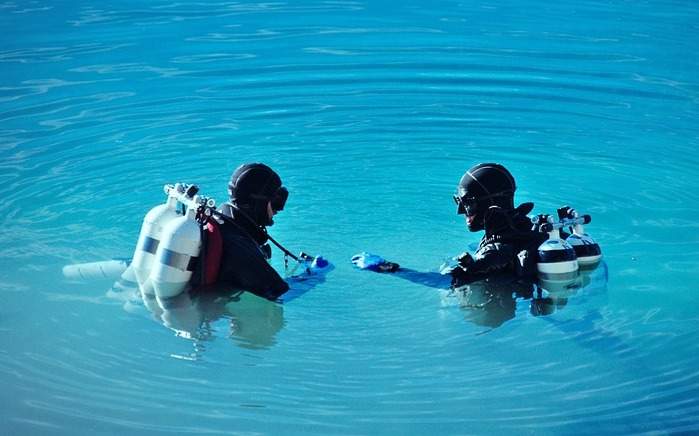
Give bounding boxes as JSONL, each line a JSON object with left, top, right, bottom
{"left": 352, "top": 162, "right": 547, "bottom": 289}
{"left": 118, "top": 160, "right": 329, "bottom": 312}
{"left": 211, "top": 163, "right": 293, "bottom": 301}
{"left": 208, "top": 162, "right": 330, "bottom": 302}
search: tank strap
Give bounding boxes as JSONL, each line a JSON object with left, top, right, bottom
{"left": 138, "top": 236, "right": 159, "bottom": 254}
{"left": 158, "top": 248, "right": 199, "bottom": 272}
{"left": 537, "top": 248, "right": 577, "bottom": 263}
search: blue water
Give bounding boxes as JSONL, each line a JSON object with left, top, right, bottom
{"left": 2, "top": 1, "right": 698, "bottom": 434}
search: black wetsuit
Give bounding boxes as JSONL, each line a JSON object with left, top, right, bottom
{"left": 215, "top": 204, "right": 289, "bottom": 301}
{"left": 450, "top": 203, "right": 546, "bottom": 288}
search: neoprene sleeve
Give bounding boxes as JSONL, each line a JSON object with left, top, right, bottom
{"left": 218, "top": 232, "right": 289, "bottom": 301}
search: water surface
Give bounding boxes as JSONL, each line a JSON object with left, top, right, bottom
{"left": 1, "top": 1, "right": 698, "bottom": 434}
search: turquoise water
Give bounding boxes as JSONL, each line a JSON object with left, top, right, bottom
{"left": 2, "top": 1, "right": 698, "bottom": 434}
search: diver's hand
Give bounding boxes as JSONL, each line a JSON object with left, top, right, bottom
{"left": 308, "top": 256, "right": 331, "bottom": 275}
{"left": 289, "top": 256, "right": 332, "bottom": 281}
{"left": 440, "top": 252, "right": 474, "bottom": 275}
{"left": 350, "top": 252, "right": 400, "bottom": 273}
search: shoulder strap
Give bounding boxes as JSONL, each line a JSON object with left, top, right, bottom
{"left": 201, "top": 220, "right": 223, "bottom": 285}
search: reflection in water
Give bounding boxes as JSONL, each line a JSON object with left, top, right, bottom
{"left": 70, "top": 256, "right": 332, "bottom": 353}
{"left": 88, "top": 258, "right": 606, "bottom": 344}
{"left": 94, "top": 264, "right": 285, "bottom": 352}
{"left": 373, "top": 261, "right": 608, "bottom": 329}
{"left": 146, "top": 262, "right": 332, "bottom": 351}
{"left": 450, "top": 276, "right": 535, "bottom": 329}
{"left": 534, "top": 263, "right": 633, "bottom": 358}
{"left": 390, "top": 261, "right": 608, "bottom": 330}
{"left": 150, "top": 284, "right": 285, "bottom": 351}
{"left": 156, "top": 287, "right": 285, "bottom": 350}
{"left": 449, "top": 262, "right": 608, "bottom": 329}
{"left": 530, "top": 262, "right": 608, "bottom": 317}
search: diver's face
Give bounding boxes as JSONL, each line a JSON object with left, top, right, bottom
{"left": 267, "top": 201, "right": 277, "bottom": 223}
{"left": 454, "top": 195, "right": 484, "bottom": 232}
{"left": 465, "top": 212, "right": 484, "bottom": 232}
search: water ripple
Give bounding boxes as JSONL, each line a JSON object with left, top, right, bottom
{"left": 68, "top": 2, "right": 365, "bottom": 27}
{"left": 0, "top": 43, "right": 133, "bottom": 64}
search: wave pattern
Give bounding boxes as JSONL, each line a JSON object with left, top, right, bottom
{"left": 1, "top": 0, "right": 698, "bottom": 434}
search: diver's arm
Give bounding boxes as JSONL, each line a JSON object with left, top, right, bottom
{"left": 219, "top": 236, "right": 289, "bottom": 301}
{"left": 279, "top": 258, "right": 333, "bottom": 302}
{"left": 350, "top": 247, "right": 515, "bottom": 290}
{"left": 351, "top": 252, "right": 450, "bottom": 289}
{"left": 393, "top": 246, "right": 514, "bottom": 289}
{"left": 375, "top": 248, "right": 513, "bottom": 290}
{"left": 450, "top": 243, "right": 515, "bottom": 287}
{"left": 393, "top": 269, "right": 451, "bottom": 289}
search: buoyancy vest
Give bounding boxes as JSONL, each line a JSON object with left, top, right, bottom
{"left": 199, "top": 220, "right": 223, "bottom": 286}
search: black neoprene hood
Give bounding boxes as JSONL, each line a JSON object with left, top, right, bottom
{"left": 228, "top": 163, "right": 282, "bottom": 205}
{"left": 228, "top": 163, "right": 285, "bottom": 227}
{"left": 457, "top": 163, "right": 516, "bottom": 200}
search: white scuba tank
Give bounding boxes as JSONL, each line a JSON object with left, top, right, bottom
{"left": 560, "top": 209, "right": 602, "bottom": 268}
{"left": 534, "top": 215, "right": 579, "bottom": 282}
{"left": 149, "top": 203, "right": 202, "bottom": 302}
{"left": 131, "top": 187, "right": 181, "bottom": 300}
{"left": 62, "top": 258, "right": 131, "bottom": 281}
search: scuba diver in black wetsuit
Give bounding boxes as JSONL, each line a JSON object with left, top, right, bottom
{"left": 352, "top": 162, "right": 546, "bottom": 289}
{"left": 350, "top": 162, "right": 553, "bottom": 329}
{"left": 447, "top": 162, "right": 547, "bottom": 287}
{"left": 214, "top": 162, "right": 330, "bottom": 302}
{"left": 122, "top": 162, "right": 328, "bottom": 344}
{"left": 215, "top": 163, "right": 291, "bottom": 300}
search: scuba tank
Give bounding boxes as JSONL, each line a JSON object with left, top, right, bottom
{"left": 134, "top": 180, "right": 307, "bottom": 305}
{"left": 557, "top": 206, "right": 602, "bottom": 269}
{"left": 533, "top": 214, "right": 579, "bottom": 282}
{"left": 149, "top": 185, "right": 210, "bottom": 302}
{"left": 531, "top": 207, "right": 603, "bottom": 315}
{"left": 63, "top": 258, "right": 131, "bottom": 281}
{"left": 131, "top": 184, "right": 182, "bottom": 301}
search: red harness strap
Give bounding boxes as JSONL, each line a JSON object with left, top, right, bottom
{"left": 202, "top": 221, "right": 223, "bottom": 285}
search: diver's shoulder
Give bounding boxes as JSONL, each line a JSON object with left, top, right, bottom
{"left": 218, "top": 219, "right": 258, "bottom": 247}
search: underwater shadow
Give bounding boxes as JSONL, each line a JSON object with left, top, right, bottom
{"left": 392, "top": 262, "right": 609, "bottom": 331}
